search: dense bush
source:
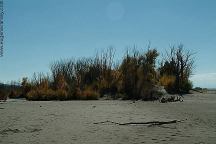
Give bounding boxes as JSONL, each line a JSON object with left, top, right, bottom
{"left": 1, "top": 45, "right": 194, "bottom": 101}
{"left": 120, "top": 49, "right": 159, "bottom": 100}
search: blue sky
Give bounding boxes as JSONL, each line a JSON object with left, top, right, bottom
{"left": 0, "top": 0, "right": 216, "bottom": 88}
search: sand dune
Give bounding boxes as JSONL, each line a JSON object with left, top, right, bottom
{"left": 0, "top": 93, "right": 216, "bottom": 144}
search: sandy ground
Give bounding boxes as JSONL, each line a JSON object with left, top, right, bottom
{"left": 0, "top": 93, "right": 216, "bottom": 144}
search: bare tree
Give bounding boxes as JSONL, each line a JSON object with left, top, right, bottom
{"left": 160, "top": 44, "right": 195, "bottom": 93}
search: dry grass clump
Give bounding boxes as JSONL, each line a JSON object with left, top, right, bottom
{"left": 159, "top": 75, "right": 176, "bottom": 93}
{"left": 79, "top": 89, "right": 99, "bottom": 100}
{"left": 26, "top": 89, "right": 68, "bottom": 101}
{"left": 24, "top": 73, "right": 69, "bottom": 101}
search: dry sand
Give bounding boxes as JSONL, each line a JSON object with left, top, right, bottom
{"left": 0, "top": 93, "right": 216, "bottom": 144}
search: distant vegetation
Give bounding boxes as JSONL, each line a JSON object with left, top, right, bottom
{"left": 0, "top": 44, "right": 195, "bottom": 101}
{"left": 193, "top": 87, "right": 208, "bottom": 93}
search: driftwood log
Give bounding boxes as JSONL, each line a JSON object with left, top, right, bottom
{"left": 159, "top": 95, "right": 183, "bottom": 103}
{"left": 94, "top": 120, "right": 182, "bottom": 126}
